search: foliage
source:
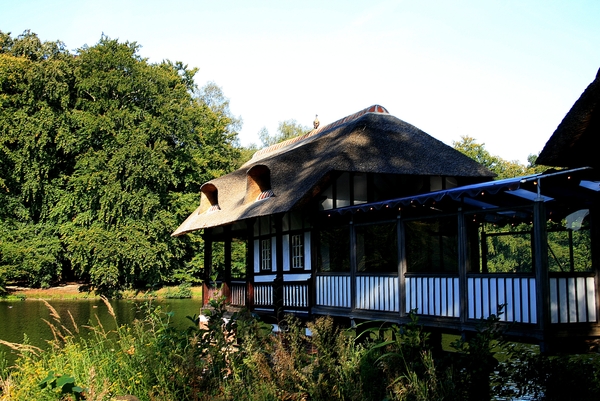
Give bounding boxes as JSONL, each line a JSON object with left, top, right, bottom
{"left": 39, "top": 371, "right": 85, "bottom": 400}
{"left": 453, "top": 135, "right": 545, "bottom": 179}
{"left": 234, "top": 143, "right": 260, "bottom": 168}
{"left": 0, "top": 30, "right": 241, "bottom": 294}
{"left": 257, "top": 119, "right": 311, "bottom": 148}
{"left": 504, "top": 349, "right": 600, "bottom": 401}
{"left": 163, "top": 282, "right": 193, "bottom": 299}
{"left": 2, "top": 298, "right": 600, "bottom": 400}
{"left": 355, "top": 313, "right": 449, "bottom": 401}
{"left": 211, "top": 239, "right": 247, "bottom": 279}
{"left": 480, "top": 221, "right": 534, "bottom": 273}
{"left": 447, "top": 307, "right": 510, "bottom": 400}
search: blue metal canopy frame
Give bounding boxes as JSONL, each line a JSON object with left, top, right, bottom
{"left": 325, "top": 167, "right": 597, "bottom": 216}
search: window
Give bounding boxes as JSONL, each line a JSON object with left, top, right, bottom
{"left": 318, "top": 226, "right": 350, "bottom": 272}
{"left": 466, "top": 209, "right": 533, "bottom": 274}
{"left": 260, "top": 239, "right": 272, "bottom": 271}
{"left": 356, "top": 222, "right": 398, "bottom": 272}
{"left": 405, "top": 216, "right": 458, "bottom": 273}
{"left": 291, "top": 234, "right": 304, "bottom": 269}
{"left": 547, "top": 215, "right": 591, "bottom": 273}
{"left": 320, "top": 172, "right": 448, "bottom": 210}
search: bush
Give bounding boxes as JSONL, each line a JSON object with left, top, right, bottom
{"left": 2, "top": 297, "right": 600, "bottom": 400}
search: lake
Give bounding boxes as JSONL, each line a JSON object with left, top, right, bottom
{"left": 0, "top": 298, "right": 203, "bottom": 364}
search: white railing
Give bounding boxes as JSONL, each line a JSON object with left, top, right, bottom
{"left": 356, "top": 275, "right": 399, "bottom": 312}
{"left": 276, "top": 273, "right": 599, "bottom": 327}
{"left": 467, "top": 276, "right": 536, "bottom": 323}
{"left": 550, "top": 276, "right": 597, "bottom": 323}
{"left": 406, "top": 276, "right": 460, "bottom": 317}
{"left": 252, "top": 281, "right": 310, "bottom": 310}
{"left": 315, "top": 275, "right": 351, "bottom": 308}
{"left": 230, "top": 282, "right": 246, "bottom": 306}
{"left": 284, "top": 282, "right": 309, "bottom": 308}
{"left": 254, "top": 284, "right": 273, "bottom": 307}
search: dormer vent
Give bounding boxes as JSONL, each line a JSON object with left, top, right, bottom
{"left": 246, "top": 164, "right": 275, "bottom": 203}
{"left": 199, "top": 183, "right": 221, "bottom": 214}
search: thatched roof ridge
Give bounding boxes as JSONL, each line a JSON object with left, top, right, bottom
{"left": 173, "top": 106, "right": 494, "bottom": 236}
{"left": 247, "top": 105, "right": 389, "bottom": 165}
{"left": 537, "top": 68, "right": 600, "bottom": 168}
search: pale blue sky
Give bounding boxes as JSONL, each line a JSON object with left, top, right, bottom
{"left": 2, "top": 0, "right": 599, "bottom": 163}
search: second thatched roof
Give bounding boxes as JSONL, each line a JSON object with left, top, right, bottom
{"left": 537, "top": 68, "right": 600, "bottom": 168}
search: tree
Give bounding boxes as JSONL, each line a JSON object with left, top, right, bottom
{"left": 452, "top": 136, "right": 545, "bottom": 179}
{"left": 0, "top": 31, "right": 241, "bottom": 294}
{"left": 258, "top": 119, "right": 311, "bottom": 148}
{"left": 0, "top": 30, "right": 73, "bottom": 287}
{"left": 235, "top": 143, "right": 260, "bottom": 168}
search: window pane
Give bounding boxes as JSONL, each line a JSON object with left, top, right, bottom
{"left": 405, "top": 217, "right": 458, "bottom": 273}
{"left": 290, "top": 211, "right": 304, "bottom": 230}
{"left": 547, "top": 219, "right": 592, "bottom": 272}
{"left": 318, "top": 226, "right": 350, "bottom": 272}
{"left": 466, "top": 209, "right": 536, "bottom": 274}
{"left": 482, "top": 223, "right": 532, "bottom": 273}
{"left": 259, "top": 216, "right": 272, "bottom": 235}
{"left": 354, "top": 173, "right": 368, "bottom": 204}
{"left": 337, "top": 172, "right": 351, "bottom": 208}
{"left": 321, "top": 185, "right": 333, "bottom": 210}
{"left": 430, "top": 176, "right": 443, "bottom": 191}
{"left": 356, "top": 223, "right": 398, "bottom": 272}
{"left": 260, "top": 238, "right": 271, "bottom": 271}
{"left": 291, "top": 234, "right": 304, "bottom": 269}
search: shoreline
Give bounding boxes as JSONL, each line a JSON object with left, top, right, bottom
{"left": 2, "top": 283, "right": 203, "bottom": 300}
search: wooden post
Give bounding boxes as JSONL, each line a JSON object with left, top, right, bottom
{"left": 457, "top": 208, "right": 469, "bottom": 326}
{"left": 397, "top": 213, "right": 406, "bottom": 318}
{"left": 592, "top": 205, "right": 600, "bottom": 336}
{"left": 222, "top": 225, "right": 232, "bottom": 304}
{"left": 274, "top": 214, "right": 285, "bottom": 321}
{"left": 202, "top": 228, "right": 213, "bottom": 307}
{"left": 349, "top": 217, "right": 356, "bottom": 312}
{"left": 246, "top": 219, "right": 255, "bottom": 310}
{"left": 533, "top": 199, "right": 550, "bottom": 350}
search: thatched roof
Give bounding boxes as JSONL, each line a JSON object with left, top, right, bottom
{"left": 537, "top": 68, "right": 600, "bottom": 168}
{"left": 173, "top": 105, "right": 495, "bottom": 236}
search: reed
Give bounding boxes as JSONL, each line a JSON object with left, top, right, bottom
{"left": 1, "top": 297, "right": 599, "bottom": 400}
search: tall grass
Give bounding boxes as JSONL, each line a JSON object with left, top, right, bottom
{"left": 1, "top": 296, "right": 600, "bottom": 400}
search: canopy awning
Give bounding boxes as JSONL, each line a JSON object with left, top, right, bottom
{"left": 327, "top": 167, "right": 598, "bottom": 216}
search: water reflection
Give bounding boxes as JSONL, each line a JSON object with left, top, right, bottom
{"left": 0, "top": 298, "right": 202, "bottom": 363}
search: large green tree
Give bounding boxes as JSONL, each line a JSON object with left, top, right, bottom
{"left": 0, "top": 31, "right": 240, "bottom": 294}
{"left": 452, "top": 135, "right": 545, "bottom": 179}
{"left": 257, "top": 119, "right": 311, "bottom": 148}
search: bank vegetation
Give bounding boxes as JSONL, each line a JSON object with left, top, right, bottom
{"left": 1, "top": 296, "right": 599, "bottom": 401}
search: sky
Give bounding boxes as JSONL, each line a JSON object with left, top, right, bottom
{"left": 2, "top": 0, "right": 599, "bottom": 164}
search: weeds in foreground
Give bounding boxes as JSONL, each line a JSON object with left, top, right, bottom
{"left": 1, "top": 297, "right": 600, "bottom": 400}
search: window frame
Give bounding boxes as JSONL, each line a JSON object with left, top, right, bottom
{"left": 260, "top": 237, "right": 272, "bottom": 272}
{"left": 289, "top": 232, "right": 305, "bottom": 270}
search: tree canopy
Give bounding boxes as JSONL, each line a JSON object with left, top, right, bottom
{"left": 0, "top": 31, "right": 240, "bottom": 294}
{"left": 257, "top": 119, "right": 311, "bottom": 148}
{"left": 452, "top": 135, "right": 545, "bottom": 179}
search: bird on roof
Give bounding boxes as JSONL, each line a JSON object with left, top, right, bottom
{"left": 313, "top": 114, "right": 320, "bottom": 129}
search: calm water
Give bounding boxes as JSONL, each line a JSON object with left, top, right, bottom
{"left": 0, "top": 298, "right": 202, "bottom": 364}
